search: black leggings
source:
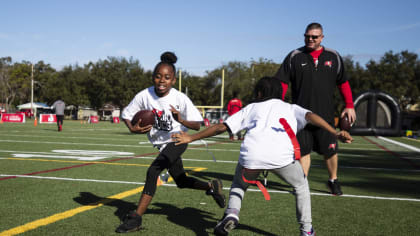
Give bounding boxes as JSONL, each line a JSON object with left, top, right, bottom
{"left": 143, "top": 142, "right": 203, "bottom": 196}
{"left": 56, "top": 115, "right": 64, "bottom": 126}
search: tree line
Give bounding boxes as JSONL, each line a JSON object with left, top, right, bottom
{"left": 1, "top": 50, "right": 419, "bottom": 115}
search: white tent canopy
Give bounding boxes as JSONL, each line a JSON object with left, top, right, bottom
{"left": 17, "top": 102, "right": 50, "bottom": 110}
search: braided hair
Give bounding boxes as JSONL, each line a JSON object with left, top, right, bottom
{"left": 153, "top": 51, "right": 177, "bottom": 76}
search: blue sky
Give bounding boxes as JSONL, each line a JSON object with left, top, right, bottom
{"left": 1, "top": 0, "right": 420, "bottom": 76}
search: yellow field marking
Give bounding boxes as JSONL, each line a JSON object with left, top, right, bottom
{"left": 189, "top": 167, "right": 207, "bottom": 172}
{"left": 0, "top": 167, "right": 206, "bottom": 235}
{"left": 0, "top": 186, "right": 144, "bottom": 236}
{"left": 4, "top": 157, "right": 206, "bottom": 169}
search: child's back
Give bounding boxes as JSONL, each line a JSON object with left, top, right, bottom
{"left": 225, "top": 98, "right": 309, "bottom": 169}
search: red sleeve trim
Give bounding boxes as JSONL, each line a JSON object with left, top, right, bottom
{"left": 338, "top": 81, "right": 354, "bottom": 108}
{"left": 281, "top": 82, "right": 288, "bottom": 100}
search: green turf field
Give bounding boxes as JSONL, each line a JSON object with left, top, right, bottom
{"left": 1, "top": 120, "right": 419, "bottom": 235}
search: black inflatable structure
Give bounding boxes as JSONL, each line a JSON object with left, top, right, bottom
{"left": 350, "top": 91, "right": 402, "bottom": 136}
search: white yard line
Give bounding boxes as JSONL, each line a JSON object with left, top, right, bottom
{"left": 133, "top": 156, "right": 239, "bottom": 164}
{"left": 0, "top": 138, "right": 374, "bottom": 152}
{"left": 131, "top": 156, "right": 420, "bottom": 172}
{"left": 1, "top": 174, "right": 419, "bottom": 202}
{"left": 0, "top": 139, "right": 149, "bottom": 148}
{"left": 2, "top": 152, "right": 419, "bottom": 172}
{"left": 0, "top": 133, "right": 140, "bottom": 142}
{"left": 0, "top": 133, "right": 375, "bottom": 148}
{"left": 0, "top": 174, "right": 146, "bottom": 185}
{"left": 337, "top": 164, "right": 420, "bottom": 172}
{"left": 308, "top": 191, "right": 420, "bottom": 202}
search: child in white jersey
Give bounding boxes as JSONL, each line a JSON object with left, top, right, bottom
{"left": 173, "top": 76, "right": 353, "bottom": 236}
{"left": 116, "top": 52, "right": 226, "bottom": 233}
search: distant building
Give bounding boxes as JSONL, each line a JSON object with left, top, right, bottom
{"left": 98, "top": 104, "right": 120, "bottom": 121}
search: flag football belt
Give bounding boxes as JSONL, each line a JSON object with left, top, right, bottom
{"left": 279, "top": 118, "right": 301, "bottom": 160}
{"left": 241, "top": 118, "right": 301, "bottom": 201}
{"left": 242, "top": 169, "right": 271, "bottom": 201}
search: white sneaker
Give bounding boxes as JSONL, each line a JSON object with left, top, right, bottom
{"left": 301, "top": 227, "right": 316, "bottom": 236}
{"left": 214, "top": 213, "right": 239, "bottom": 235}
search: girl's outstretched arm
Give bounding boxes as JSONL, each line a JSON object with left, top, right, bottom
{"left": 172, "top": 123, "right": 228, "bottom": 145}
{"left": 305, "top": 112, "right": 353, "bottom": 143}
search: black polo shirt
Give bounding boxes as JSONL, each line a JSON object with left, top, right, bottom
{"left": 274, "top": 46, "right": 348, "bottom": 123}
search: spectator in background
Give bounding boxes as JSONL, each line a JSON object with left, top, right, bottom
{"left": 52, "top": 98, "right": 65, "bottom": 131}
{"left": 227, "top": 92, "right": 243, "bottom": 140}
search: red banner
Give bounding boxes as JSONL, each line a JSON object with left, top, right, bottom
{"left": 39, "top": 114, "right": 57, "bottom": 124}
{"left": 204, "top": 118, "right": 210, "bottom": 127}
{"left": 89, "top": 116, "right": 99, "bottom": 123}
{"left": 112, "top": 117, "right": 120, "bottom": 123}
{"left": 1, "top": 113, "right": 25, "bottom": 123}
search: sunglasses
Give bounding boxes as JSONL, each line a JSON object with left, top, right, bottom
{"left": 304, "top": 34, "right": 322, "bottom": 40}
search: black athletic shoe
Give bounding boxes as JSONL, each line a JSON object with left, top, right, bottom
{"left": 327, "top": 179, "right": 343, "bottom": 195}
{"left": 115, "top": 211, "right": 142, "bottom": 233}
{"left": 206, "top": 179, "right": 226, "bottom": 208}
{"left": 214, "top": 213, "right": 239, "bottom": 236}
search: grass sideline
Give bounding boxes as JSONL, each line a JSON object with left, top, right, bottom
{"left": 0, "top": 120, "right": 419, "bottom": 235}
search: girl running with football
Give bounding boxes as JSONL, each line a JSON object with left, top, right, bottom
{"left": 117, "top": 52, "right": 226, "bottom": 233}
{"left": 173, "top": 76, "right": 353, "bottom": 236}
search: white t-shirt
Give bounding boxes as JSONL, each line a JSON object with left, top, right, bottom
{"left": 122, "top": 87, "right": 203, "bottom": 147}
{"left": 225, "top": 99, "right": 310, "bottom": 169}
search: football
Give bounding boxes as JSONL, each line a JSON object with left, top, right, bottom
{"left": 339, "top": 116, "right": 352, "bottom": 131}
{"left": 131, "top": 110, "right": 155, "bottom": 127}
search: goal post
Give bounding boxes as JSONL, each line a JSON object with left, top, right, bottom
{"left": 196, "top": 69, "right": 224, "bottom": 117}
{"left": 178, "top": 69, "right": 225, "bottom": 118}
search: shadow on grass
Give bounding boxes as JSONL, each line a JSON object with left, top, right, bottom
{"left": 73, "top": 192, "right": 278, "bottom": 235}
{"left": 148, "top": 203, "right": 279, "bottom": 236}
{"left": 339, "top": 148, "right": 420, "bottom": 169}
{"left": 309, "top": 147, "right": 420, "bottom": 197}
{"left": 73, "top": 192, "right": 137, "bottom": 220}
{"left": 340, "top": 177, "right": 420, "bottom": 198}
{"left": 308, "top": 175, "right": 420, "bottom": 198}
{"left": 146, "top": 202, "right": 216, "bottom": 235}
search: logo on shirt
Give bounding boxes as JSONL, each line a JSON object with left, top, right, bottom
{"left": 328, "top": 143, "right": 336, "bottom": 150}
{"left": 301, "top": 63, "right": 307, "bottom": 67}
{"left": 324, "top": 61, "right": 332, "bottom": 67}
{"left": 271, "top": 127, "right": 285, "bottom": 132}
{"left": 249, "top": 120, "right": 257, "bottom": 128}
{"left": 152, "top": 109, "right": 173, "bottom": 131}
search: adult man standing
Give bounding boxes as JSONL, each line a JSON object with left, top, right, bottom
{"left": 274, "top": 22, "right": 356, "bottom": 195}
{"left": 52, "top": 98, "right": 65, "bottom": 131}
